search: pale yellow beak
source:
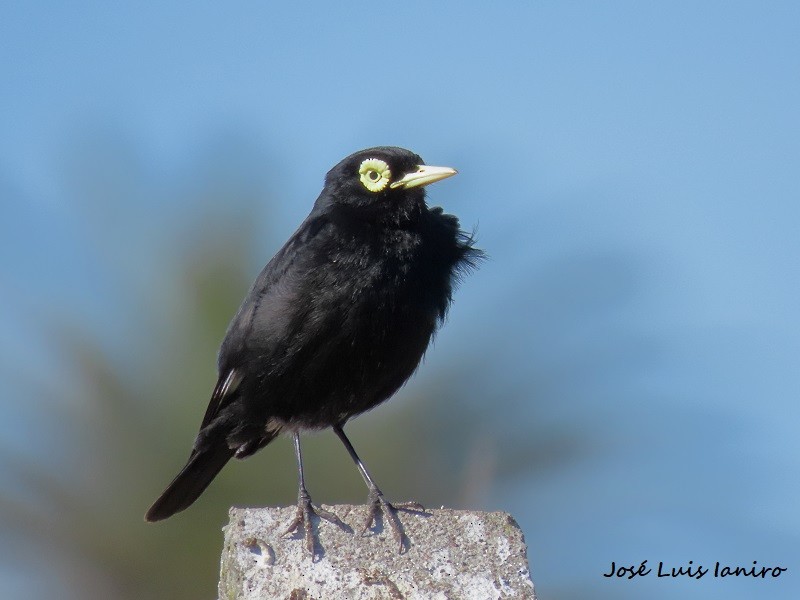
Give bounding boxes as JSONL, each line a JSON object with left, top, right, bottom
{"left": 389, "top": 164, "right": 458, "bottom": 189}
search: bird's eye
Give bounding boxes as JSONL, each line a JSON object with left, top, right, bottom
{"left": 358, "top": 158, "right": 391, "bottom": 192}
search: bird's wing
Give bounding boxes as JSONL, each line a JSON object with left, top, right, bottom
{"left": 201, "top": 212, "right": 333, "bottom": 427}
{"left": 200, "top": 368, "right": 243, "bottom": 429}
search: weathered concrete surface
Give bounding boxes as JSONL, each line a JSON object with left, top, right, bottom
{"left": 220, "top": 505, "right": 536, "bottom": 600}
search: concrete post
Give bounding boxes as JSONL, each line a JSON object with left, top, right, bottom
{"left": 219, "top": 505, "right": 536, "bottom": 599}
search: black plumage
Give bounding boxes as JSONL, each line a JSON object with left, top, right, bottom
{"left": 146, "top": 146, "right": 480, "bottom": 551}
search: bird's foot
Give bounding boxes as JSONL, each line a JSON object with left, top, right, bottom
{"left": 283, "top": 489, "right": 345, "bottom": 556}
{"left": 361, "top": 488, "right": 425, "bottom": 553}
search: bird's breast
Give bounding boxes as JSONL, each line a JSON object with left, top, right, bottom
{"left": 262, "top": 230, "right": 449, "bottom": 426}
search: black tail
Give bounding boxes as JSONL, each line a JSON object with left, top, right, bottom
{"left": 145, "top": 443, "right": 235, "bottom": 522}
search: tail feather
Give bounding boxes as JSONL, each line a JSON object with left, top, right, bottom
{"left": 145, "top": 443, "right": 235, "bottom": 522}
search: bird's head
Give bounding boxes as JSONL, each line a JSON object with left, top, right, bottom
{"left": 320, "top": 146, "right": 457, "bottom": 220}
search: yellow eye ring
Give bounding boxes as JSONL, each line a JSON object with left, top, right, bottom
{"left": 358, "top": 158, "right": 392, "bottom": 192}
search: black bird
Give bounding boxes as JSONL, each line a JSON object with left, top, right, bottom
{"left": 145, "top": 146, "right": 480, "bottom": 552}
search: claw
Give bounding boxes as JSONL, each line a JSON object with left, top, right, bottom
{"left": 283, "top": 490, "right": 344, "bottom": 556}
{"left": 361, "top": 488, "right": 421, "bottom": 553}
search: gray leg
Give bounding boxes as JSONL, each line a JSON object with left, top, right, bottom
{"left": 333, "top": 424, "right": 423, "bottom": 553}
{"left": 283, "top": 431, "right": 344, "bottom": 555}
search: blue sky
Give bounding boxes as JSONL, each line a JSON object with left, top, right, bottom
{"left": 2, "top": 2, "right": 799, "bottom": 599}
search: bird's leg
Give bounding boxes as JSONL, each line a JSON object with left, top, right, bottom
{"left": 283, "top": 431, "right": 344, "bottom": 555}
{"left": 333, "top": 424, "right": 423, "bottom": 553}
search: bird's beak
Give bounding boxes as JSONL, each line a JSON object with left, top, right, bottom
{"left": 390, "top": 165, "right": 458, "bottom": 189}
